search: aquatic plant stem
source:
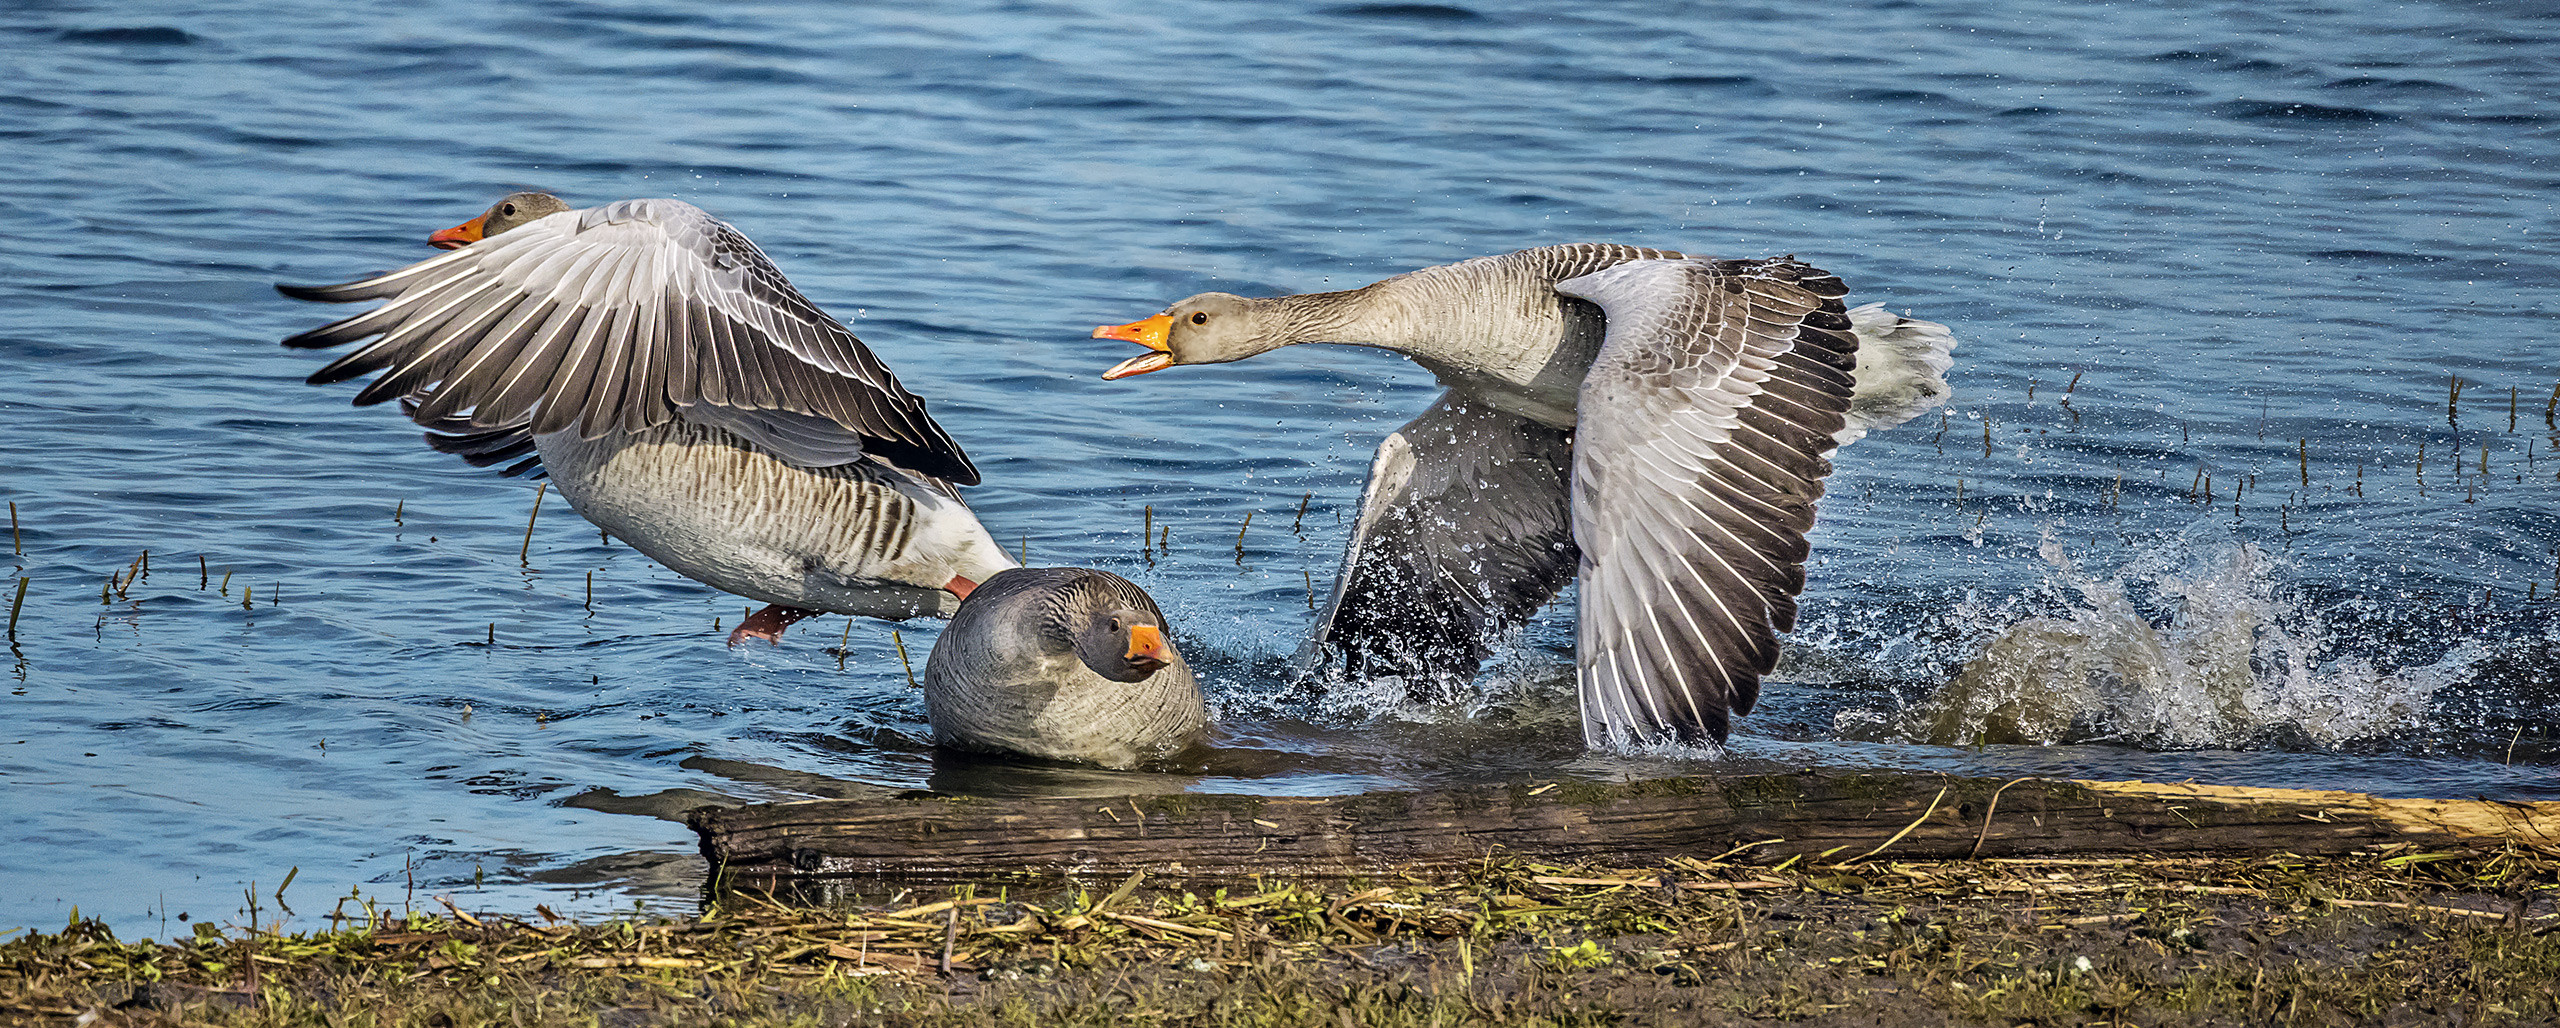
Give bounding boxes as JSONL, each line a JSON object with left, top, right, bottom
{"left": 519, "top": 483, "right": 547, "bottom": 565}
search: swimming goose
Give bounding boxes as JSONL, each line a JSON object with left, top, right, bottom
{"left": 922, "top": 567, "right": 1205, "bottom": 768}
{"left": 1094, "top": 245, "right": 1954, "bottom": 747}
{"left": 280, "top": 192, "right": 1015, "bottom": 644}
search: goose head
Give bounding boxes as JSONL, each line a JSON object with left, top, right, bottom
{"left": 428, "top": 191, "right": 573, "bottom": 249}
{"left": 1094, "top": 292, "right": 1289, "bottom": 379}
{"left": 1069, "top": 604, "right": 1177, "bottom": 682}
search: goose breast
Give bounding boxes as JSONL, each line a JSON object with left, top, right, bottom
{"left": 922, "top": 567, "right": 1206, "bottom": 769}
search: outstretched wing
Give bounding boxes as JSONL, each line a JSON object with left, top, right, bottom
{"left": 1309, "top": 394, "right": 1577, "bottom": 693}
{"left": 277, "top": 198, "right": 977, "bottom": 484}
{"left": 1558, "top": 257, "right": 1859, "bottom": 747}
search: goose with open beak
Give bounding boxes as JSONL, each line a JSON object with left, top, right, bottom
{"left": 1095, "top": 313, "right": 1173, "bottom": 380}
{"left": 1094, "top": 244, "right": 1956, "bottom": 749}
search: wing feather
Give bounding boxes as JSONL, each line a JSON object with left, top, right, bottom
{"left": 275, "top": 197, "right": 978, "bottom": 483}
{"left": 665, "top": 297, "right": 706, "bottom": 404}
{"left": 1558, "top": 257, "right": 1859, "bottom": 747}
{"left": 1307, "top": 395, "right": 1577, "bottom": 694}
{"left": 349, "top": 287, "right": 526, "bottom": 407}
{"left": 477, "top": 302, "right": 589, "bottom": 426}
{"left": 412, "top": 298, "right": 556, "bottom": 423}
{"left": 304, "top": 275, "right": 497, "bottom": 385}
{"left": 534, "top": 303, "right": 617, "bottom": 437}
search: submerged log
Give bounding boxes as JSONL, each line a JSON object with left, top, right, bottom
{"left": 688, "top": 772, "right": 2560, "bottom": 882}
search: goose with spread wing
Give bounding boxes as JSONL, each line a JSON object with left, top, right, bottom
{"left": 1094, "top": 245, "right": 1954, "bottom": 747}
{"left": 280, "top": 192, "right": 1015, "bottom": 644}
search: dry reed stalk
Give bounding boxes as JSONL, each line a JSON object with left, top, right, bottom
{"left": 519, "top": 482, "right": 548, "bottom": 565}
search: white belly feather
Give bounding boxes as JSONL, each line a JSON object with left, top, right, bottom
{"left": 536, "top": 418, "right": 1010, "bottom": 619}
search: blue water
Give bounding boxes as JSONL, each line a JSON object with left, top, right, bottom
{"left": 6, "top": 0, "right": 2557, "bottom": 938}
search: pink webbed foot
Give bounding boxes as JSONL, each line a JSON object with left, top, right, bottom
{"left": 727, "top": 604, "right": 824, "bottom": 647}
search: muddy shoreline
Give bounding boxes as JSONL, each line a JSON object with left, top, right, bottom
{"left": 7, "top": 848, "right": 2554, "bottom": 1027}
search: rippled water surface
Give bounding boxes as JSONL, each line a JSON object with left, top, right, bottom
{"left": 7, "top": 0, "right": 2557, "bottom": 936}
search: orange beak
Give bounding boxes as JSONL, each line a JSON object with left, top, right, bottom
{"left": 428, "top": 213, "right": 489, "bottom": 251}
{"left": 1124, "top": 623, "right": 1171, "bottom": 667}
{"left": 1095, "top": 314, "right": 1174, "bottom": 380}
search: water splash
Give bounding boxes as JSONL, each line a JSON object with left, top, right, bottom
{"left": 1848, "top": 526, "right": 2463, "bottom": 750}
{"left": 1265, "top": 635, "right": 1581, "bottom": 735}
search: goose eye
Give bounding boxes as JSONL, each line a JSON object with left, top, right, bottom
{"left": 1189, "top": 311, "right": 1208, "bottom": 325}
{"left": 500, "top": 202, "right": 516, "bottom": 216}
{"left": 1110, "top": 617, "right": 1123, "bottom": 632}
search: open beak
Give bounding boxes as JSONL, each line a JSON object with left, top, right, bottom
{"left": 1095, "top": 314, "right": 1174, "bottom": 380}
{"left": 428, "top": 213, "right": 489, "bottom": 251}
{"left": 1124, "top": 623, "right": 1172, "bottom": 670}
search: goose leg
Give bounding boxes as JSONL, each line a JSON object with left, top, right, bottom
{"left": 728, "top": 604, "right": 824, "bottom": 646}
{"left": 725, "top": 576, "right": 983, "bottom": 647}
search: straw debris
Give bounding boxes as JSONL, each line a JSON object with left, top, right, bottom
{"left": 5, "top": 848, "right": 2553, "bottom": 1027}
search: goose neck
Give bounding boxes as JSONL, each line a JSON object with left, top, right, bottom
{"left": 1266, "top": 287, "right": 1391, "bottom": 345}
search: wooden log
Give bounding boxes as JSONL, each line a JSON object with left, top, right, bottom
{"left": 688, "top": 772, "right": 2560, "bottom": 883}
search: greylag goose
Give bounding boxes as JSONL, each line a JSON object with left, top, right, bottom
{"left": 1094, "top": 245, "right": 1955, "bottom": 748}
{"left": 922, "top": 567, "right": 1205, "bottom": 768}
{"left": 280, "top": 192, "right": 1015, "bottom": 644}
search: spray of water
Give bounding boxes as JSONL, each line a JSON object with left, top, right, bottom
{"left": 1853, "top": 525, "right": 2465, "bottom": 750}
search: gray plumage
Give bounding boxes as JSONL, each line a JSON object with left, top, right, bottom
{"left": 1101, "top": 244, "right": 1956, "bottom": 748}
{"left": 1557, "top": 257, "right": 1856, "bottom": 746}
{"left": 536, "top": 417, "right": 996, "bottom": 619}
{"left": 280, "top": 194, "right": 976, "bottom": 484}
{"left": 1311, "top": 395, "right": 1575, "bottom": 694}
{"left": 280, "top": 193, "right": 1013, "bottom": 626}
{"left": 922, "top": 568, "right": 1206, "bottom": 769}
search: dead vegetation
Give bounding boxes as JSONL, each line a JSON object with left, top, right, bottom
{"left": 4, "top": 845, "right": 2555, "bottom": 1027}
